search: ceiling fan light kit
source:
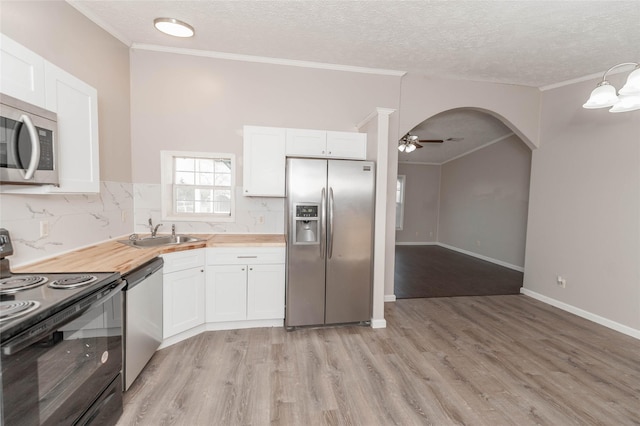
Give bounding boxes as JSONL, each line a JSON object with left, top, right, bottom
{"left": 583, "top": 62, "right": 640, "bottom": 112}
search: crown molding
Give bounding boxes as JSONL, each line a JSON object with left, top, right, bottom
{"left": 132, "top": 43, "right": 407, "bottom": 77}
{"left": 539, "top": 67, "right": 632, "bottom": 91}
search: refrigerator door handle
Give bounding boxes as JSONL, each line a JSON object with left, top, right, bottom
{"left": 328, "top": 187, "right": 334, "bottom": 259}
{"left": 320, "top": 187, "right": 326, "bottom": 259}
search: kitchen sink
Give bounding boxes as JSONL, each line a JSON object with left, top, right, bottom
{"left": 118, "top": 234, "right": 204, "bottom": 248}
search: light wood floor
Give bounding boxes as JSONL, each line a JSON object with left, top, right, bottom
{"left": 118, "top": 295, "right": 640, "bottom": 425}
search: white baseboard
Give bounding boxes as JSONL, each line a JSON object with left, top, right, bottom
{"left": 370, "top": 318, "right": 387, "bottom": 329}
{"left": 521, "top": 288, "right": 640, "bottom": 340}
{"left": 436, "top": 243, "right": 524, "bottom": 272}
{"left": 384, "top": 294, "right": 397, "bottom": 302}
{"left": 395, "top": 241, "right": 437, "bottom": 246}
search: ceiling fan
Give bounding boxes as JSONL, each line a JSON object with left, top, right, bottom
{"left": 398, "top": 133, "right": 463, "bottom": 152}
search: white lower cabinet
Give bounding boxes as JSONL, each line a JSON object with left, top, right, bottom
{"left": 206, "top": 247, "right": 285, "bottom": 323}
{"left": 206, "top": 265, "right": 247, "bottom": 322}
{"left": 246, "top": 264, "right": 285, "bottom": 320}
{"left": 162, "top": 249, "right": 205, "bottom": 339}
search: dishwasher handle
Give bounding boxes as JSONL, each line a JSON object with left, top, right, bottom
{"left": 123, "top": 257, "right": 164, "bottom": 290}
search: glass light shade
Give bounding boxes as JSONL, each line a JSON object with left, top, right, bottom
{"left": 583, "top": 82, "right": 618, "bottom": 109}
{"left": 405, "top": 144, "right": 416, "bottom": 153}
{"left": 154, "top": 18, "right": 195, "bottom": 37}
{"left": 609, "top": 94, "right": 640, "bottom": 113}
{"left": 398, "top": 144, "right": 406, "bottom": 152}
{"left": 619, "top": 68, "right": 640, "bottom": 95}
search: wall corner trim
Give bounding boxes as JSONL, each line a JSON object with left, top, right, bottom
{"left": 521, "top": 288, "right": 640, "bottom": 340}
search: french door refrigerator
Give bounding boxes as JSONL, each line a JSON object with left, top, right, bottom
{"left": 285, "top": 158, "right": 375, "bottom": 328}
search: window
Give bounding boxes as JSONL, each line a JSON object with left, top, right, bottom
{"left": 396, "top": 175, "right": 405, "bottom": 230}
{"left": 161, "top": 151, "right": 235, "bottom": 222}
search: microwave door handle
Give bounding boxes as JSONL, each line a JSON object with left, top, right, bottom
{"left": 18, "top": 114, "right": 41, "bottom": 180}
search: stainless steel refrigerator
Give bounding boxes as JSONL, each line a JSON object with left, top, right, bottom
{"left": 285, "top": 158, "right": 375, "bottom": 328}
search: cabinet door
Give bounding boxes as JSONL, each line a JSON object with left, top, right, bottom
{"left": 243, "top": 126, "right": 286, "bottom": 197}
{"left": 163, "top": 267, "right": 205, "bottom": 338}
{"left": 326, "top": 131, "right": 367, "bottom": 159}
{"left": 247, "top": 264, "right": 285, "bottom": 320}
{"left": 44, "top": 62, "right": 100, "bottom": 193}
{"left": 0, "top": 34, "right": 45, "bottom": 107}
{"left": 285, "top": 128, "right": 326, "bottom": 157}
{"left": 206, "top": 265, "right": 247, "bottom": 322}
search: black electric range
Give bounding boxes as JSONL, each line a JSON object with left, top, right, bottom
{"left": 0, "top": 270, "right": 122, "bottom": 344}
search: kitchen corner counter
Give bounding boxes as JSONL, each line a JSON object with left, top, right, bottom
{"left": 15, "top": 234, "right": 285, "bottom": 275}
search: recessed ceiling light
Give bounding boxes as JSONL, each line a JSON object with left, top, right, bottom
{"left": 153, "top": 18, "right": 195, "bottom": 38}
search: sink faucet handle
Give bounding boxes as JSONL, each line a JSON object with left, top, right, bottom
{"left": 171, "top": 224, "right": 176, "bottom": 237}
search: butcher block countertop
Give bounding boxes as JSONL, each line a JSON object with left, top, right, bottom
{"left": 15, "top": 234, "right": 285, "bottom": 275}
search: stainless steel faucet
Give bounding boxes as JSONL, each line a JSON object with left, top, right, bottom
{"left": 149, "top": 218, "right": 163, "bottom": 237}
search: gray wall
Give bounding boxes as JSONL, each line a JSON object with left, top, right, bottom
{"left": 438, "top": 135, "right": 531, "bottom": 268}
{"left": 524, "top": 76, "right": 640, "bottom": 332}
{"left": 396, "top": 164, "right": 440, "bottom": 243}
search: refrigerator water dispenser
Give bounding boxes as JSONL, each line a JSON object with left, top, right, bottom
{"left": 294, "top": 204, "right": 319, "bottom": 244}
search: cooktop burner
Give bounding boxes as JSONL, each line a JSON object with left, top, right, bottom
{"left": 0, "top": 275, "right": 48, "bottom": 294}
{"left": 0, "top": 300, "right": 40, "bottom": 322}
{"left": 49, "top": 275, "right": 98, "bottom": 289}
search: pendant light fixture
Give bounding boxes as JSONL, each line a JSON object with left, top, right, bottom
{"left": 583, "top": 62, "right": 640, "bottom": 113}
{"left": 154, "top": 18, "right": 195, "bottom": 38}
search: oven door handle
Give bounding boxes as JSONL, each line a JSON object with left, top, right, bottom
{"left": 12, "top": 114, "right": 41, "bottom": 180}
{"left": 2, "top": 280, "right": 124, "bottom": 356}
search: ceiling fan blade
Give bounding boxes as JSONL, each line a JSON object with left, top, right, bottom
{"left": 414, "top": 142, "right": 424, "bottom": 148}
{"left": 418, "top": 139, "right": 444, "bottom": 143}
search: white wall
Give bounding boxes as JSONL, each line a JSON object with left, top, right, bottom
{"left": 396, "top": 164, "right": 440, "bottom": 243}
{"left": 438, "top": 135, "right": 531, "bottom": 268}
{"left": 524, "top": 76, "right": 640, "bottom": 333}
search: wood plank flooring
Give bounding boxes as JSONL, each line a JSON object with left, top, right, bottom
{"left": 394, "top": 245, "right": 523, "bottom": 298}
{"left": 118, "top": 296, "right": 640, "bottom": 426}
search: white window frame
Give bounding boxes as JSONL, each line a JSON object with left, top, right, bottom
{"left": 396, "top": 175, "right": 406, "bottom": 230}
{"left": 161, "top": 150, "right": 236, "bottom": 222}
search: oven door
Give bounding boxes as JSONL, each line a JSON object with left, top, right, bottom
{"left": 0, "top": 288, "right": 123, "bottom": 426}
{"left": 0, "top": 99, "right": 58, "bottom": 185}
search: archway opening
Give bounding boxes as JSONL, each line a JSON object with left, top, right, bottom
{"left": 394, "top": 108, "right": 533, "bottom": 298}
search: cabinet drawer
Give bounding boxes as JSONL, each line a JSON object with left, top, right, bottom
{"left": 162, "top": 249, "right": 205, "bottom": 273}
{"left": 207, "top": 247, "right": 285, "bottom": 265}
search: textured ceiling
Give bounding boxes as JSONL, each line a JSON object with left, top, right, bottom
{"left": 69, "top": 1, "right": 639, "bottom": 163}
{"left": 71, "top": 0, "right": 640, "bottom": 87}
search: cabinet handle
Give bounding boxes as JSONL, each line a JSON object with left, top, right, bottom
{"left": 241, "top": 268, "right": 245, "bottom": 271}
{"left": 249, "top": 267, "right": 253, "bottom": 271}
{"left": 237, "top": 256, "right": 257, "bottom": 258}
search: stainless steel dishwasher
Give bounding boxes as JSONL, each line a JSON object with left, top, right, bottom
{"left": 122, "top": 257, "right": 163, "bottom": 390}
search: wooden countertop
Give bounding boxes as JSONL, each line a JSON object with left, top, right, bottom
{"left": 15, "top": 234, "right": 285, "bottom": 275}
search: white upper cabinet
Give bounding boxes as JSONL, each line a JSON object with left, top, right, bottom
{"left": 44, "top": 62, "right": 100, "bottom": 193}
{"left": 286, "top": 128, "right": 366, "bottom": 159}
{"left": 0, "top": 34, "right": 100, "bottom": 194}
{"left": 243, "top": 125, "right": 286, "bottom": 197}
{"left": 326, "top": 131, "right": 367, "bottom": 159}
{"left": 285, "top": 128, "right": 327, "bottom": 157}
{"left": 0, "top": 34, "right": 46, "bottom": 108}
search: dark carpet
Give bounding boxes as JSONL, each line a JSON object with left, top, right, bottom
{"left": 394, "top": 245, "right": 523, "bottom": 299}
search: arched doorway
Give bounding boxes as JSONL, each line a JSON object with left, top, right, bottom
{"left": 394, "top": 108, "right": 532, "bottom": 298}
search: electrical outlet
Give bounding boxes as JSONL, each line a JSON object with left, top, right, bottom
{"left": 40, "top": 220, "right": 49, "bottom": 237}
{"left": 121, "top": 211, "right": 127, "bottom": 222}
{"left": 257, "top": 215, "right": 265, "bottom": 224}
{"left": 476, "top": 240, "right": 481, "bottom": 247}
{"left": 556, "top": 275, "right": 566, "bottom": 288}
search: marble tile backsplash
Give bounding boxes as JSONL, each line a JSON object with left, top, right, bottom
{"left": 133, "top": 184, "right": 285, "bottom": 235}
{"left": 0, "top": 182, "right": 285, "bottom": 267}
{"left": 0, "top": 182, "right": 134, "bottom": 267}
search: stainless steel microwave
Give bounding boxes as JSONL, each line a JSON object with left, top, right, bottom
{"left": 0, "top": 94, "right": 58, "bottom": 185}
